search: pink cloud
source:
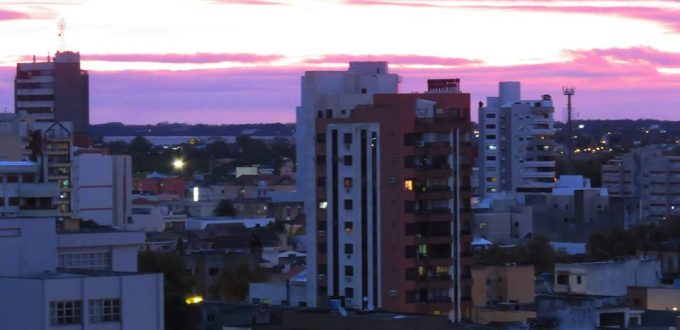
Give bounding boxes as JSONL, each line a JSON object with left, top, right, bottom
{"left": 81, "top": 53, "right": 283, "bottom": 64}
{"left": 304, "top": 54, "right": 481, "bottom": 66}
{"left": 2, "top": 47, "right": 680, "bottom": 124}
{"left": 0, "top": 9, "right": 30, "bottom": 20}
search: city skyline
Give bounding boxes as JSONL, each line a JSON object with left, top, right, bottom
{"left": 0, "top": 0, "right": 679, "bottom": 124}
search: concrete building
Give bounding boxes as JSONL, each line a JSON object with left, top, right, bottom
{"left": 0, "top": 160, "right": 60, "bottom": 217}
{"left": 603, "top": 145, "right": 680, "bottom": 220}
{"left": 526, "top": 175, "right": 629, "bottom": 242}
{"left": 297, "top": 62, "right": 399, "bottom": 309}
{"left": 15, "top": 51, "right": 90, "bottom": 144}
{"left": 473, "top": 196, "right": 533, "bottom": 245}
{"left": 471, "top": 265, "right": 535, "bottom": 307}
{"left": 477, "top": 82, "right": 556, "bottom": 197}
{"left": 0, "top": 218, "right": 163, "bottom": 329}
{"left": 71, "top": 150, "right": 132, "bottom": 227}
{"left": 0, "top": 113, "right": 75, "bottom": 218}
{"left": 535, "top": 294, "right": 641, "bottom": 329}
{"left": 628, "top": 286, "right": 680, "bottom": 311}
{"left": 133, "top": 175, "right": 185, "bottom": 198}
{"left": 249, "top": 266, "right": 307, "bottom": 307}
{"left": 312, "top": 78, "right": 473, "bottom": 321}
{"left": 554, "top": 258, "right": 661, "bottom": 296}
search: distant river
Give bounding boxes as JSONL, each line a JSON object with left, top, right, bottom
{"left": 102, "top": 135, "right": 294, "bottom": 145}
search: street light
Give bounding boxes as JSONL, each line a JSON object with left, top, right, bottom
{"left": 172, "top": 159, "right": 185, "bottom": 170}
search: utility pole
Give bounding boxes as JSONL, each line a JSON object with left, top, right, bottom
{"left": 563, "top": 86, "right": 575, "bottom": 173}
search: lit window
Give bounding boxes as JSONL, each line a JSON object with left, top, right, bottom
{"left": 319, "top": 201, "right": 328, "bottom": 209}
{"left": 344, "top": 221, "right": 353, "bottom": 232}
{"left": 344, "top": 178, "right": 353, "bottom": 188}
{"left": 486, "top": 177, "right": 497, "bottom": 182}
{"left": 404, "top": 179, "right": 413, "bottom": 191}
{"left": 50, "top": 300, "right": 82, "bottom": 325}
{"left": 89, "top": 299, "right": 120, "bottom": 323}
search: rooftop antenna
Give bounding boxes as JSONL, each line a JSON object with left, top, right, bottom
{"left": 563, "top": 86, "right": 575, "bottom": 173}
{"left": 58, "top": 18, "right": 66, "bottom": 52}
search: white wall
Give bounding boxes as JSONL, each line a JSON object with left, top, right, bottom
{"left": 0, "top": 218, "right": 57, "bottom": 276}
{"left": 0, "top": 273, "right": 164, "bottom": 330}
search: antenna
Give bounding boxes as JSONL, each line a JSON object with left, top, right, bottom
{"left": 562, "top": 86, "right": 576, "bottom": 173}
{"left": 58, "top": 18, "right": 66, "bottom": 52}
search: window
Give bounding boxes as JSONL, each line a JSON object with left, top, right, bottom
{"left": 485, "top": 113, "right": 496, "bottom": 118}
{"left": 485, "top": 124, "right": 496, "bottom": 129}
{"left": 59, "top": 252, "right": 112, "bottom": 270}
{"left": 89, "top": 299, "right": 120, "bottom": 323}
{"left": 344, "top": 244, "right": 353, "bottom": 254}
{"left": 50, "top": 300, "right": 82, "bottom": 325}
{"left": 209, "top": 268, "right": 219, "bottom": 276}
{"left": 344, "top": 178, "right": 353, "bottom": 188}
{"left": 343, "top": 133, "right": 352, "bottom": 144}
{"left": 345, "top": 266, "right": 354, "bottom": 276}
{"left": 318, "top": 243, "right": 327, "bottom": 253}
{"left": 345, "top": 287, "right": 354, "bottom": 297}
{"left": 318, "top": 111, "right": 323, "bottom": 118}
{"left": 404, "top": 179, "right": 413, "bottom": 191}
{"left": 344, "top": 221, "right": 353, "bottom": 232}
{"left": 485, "top": 135, "right": 496, "bottom": 140}
{"left": 556, "top": 274, "right": 568, "bottom": 285}
{"left": 317, "top": 177, "right": 326, "bottom": 188}
{"left": 486, "top": 145, "right": 497, "bottom": 151}
{"left": 344, "top": 199, "right": 353, "bottom": 210}
{"left": 486, "top": 156, "right": 496, "bottom": 161}
{"left": 576, "top": 275, "right": 582, "bottom": 284}
{"left": 316, "top": 133, "right": 326, "bottom": 144}
{"left": 486, "top": 177, "right": 496, "bottom": 182}
{"left": 326, "top": 109, "right": 333, "bottom": 118}
{"left": 319, "top": 200, "right": 327, "bottom": 209}
{"left": 361, "top": 88, "right": 367, "bottom": 94}
{"left": 344, "top": 155, "right": 353, "bottom": 166}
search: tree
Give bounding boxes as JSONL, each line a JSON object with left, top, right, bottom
{"left": 130, "top": 136, "right": 153, "bottom": 154}
{"left": 213, "top": 260, "right": 267, "bottom": 301}
{"left": 138, "top": 250, "right": 195, "bottom": 330}
{"left": 214, "top": 199, "right": 238, "bottom": 216}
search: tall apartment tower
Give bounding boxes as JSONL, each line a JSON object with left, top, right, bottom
{"left": 312, "top": 78, "right": 473, "bottom": 321}
{"left": 15, "top": 51, "right": 90, "bottom": 146}
{"left": 297, "top": 62, "right": 399, "bottom": 308}
{"left": 477, "top": 82, "right": 556, "bottom": 197}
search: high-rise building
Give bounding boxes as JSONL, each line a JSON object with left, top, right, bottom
{"left": 311, "top": 77, "right": 473, "bottom": 321}
{"left": 602, "top": 145, "right": 680, "bottom": 220}
{"left": 15, "top": 51, "right": 89, "bottom": 145}
{"left": 297, "top": 62, "right": 399, "bottom": 308}
{"left": 477, "top": 82, "right": 556, "bottom": 197}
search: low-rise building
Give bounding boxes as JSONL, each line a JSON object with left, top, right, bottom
{"left": 470, "top": 265, "right": 536, "bottom": 325}
{"left": 554, "top": 258, "right": 661, "bottom": 296}
{"left": 249, "top": 266, "right": 307, "bottom": 307}
{"left": 0, "top": 217, "right": 163, "bottom": 329}
{"left": 535, "top": 294, "right": 642, "bottom": 329}
{"left": 0, "top": 160, "right": 60, "bottom": 218}
{"left": 628, "top": 286, "right": 680, "bottom": 311}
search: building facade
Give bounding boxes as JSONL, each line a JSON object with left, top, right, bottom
{"left": 15, "top": 51, "right": 89, "bottom": 143}
{"left": 297, "top": 62, "right": 399, "bottom": 308}
{"left": 313, "top": 78, "right": 473, "bottom": 320}
{"left": 477, "top": 82, "right": 556, "bottom": 197}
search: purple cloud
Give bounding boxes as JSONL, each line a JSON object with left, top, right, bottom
{"left": 304, "top": 54, "right": 481, "bottom": 67}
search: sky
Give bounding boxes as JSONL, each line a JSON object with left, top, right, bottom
{"left": 0, "top": 0, "right": 679, "bottom": 124}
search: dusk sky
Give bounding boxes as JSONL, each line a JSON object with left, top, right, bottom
{"left": 1, "top": 0, "right": 679, "bottom": 124}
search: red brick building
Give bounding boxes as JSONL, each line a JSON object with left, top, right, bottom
{"left": 313, "top": 79, "right": 473, "bottom": 320}
{"left": 133, "top": 176, "right": 185, "bottom": 197}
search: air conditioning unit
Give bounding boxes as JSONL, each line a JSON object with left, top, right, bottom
{"left": 389, "top": 177, "right": 397, "bottom": 184}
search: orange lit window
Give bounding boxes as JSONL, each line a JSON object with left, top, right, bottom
{"left": 404, "top": 179, "right": 414, "bottom": 191}
{"left": 344, "top": 178, "right": 353, "bottom": 188}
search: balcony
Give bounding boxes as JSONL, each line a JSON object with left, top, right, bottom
{"left": 524, "top": 161, "right": 556, "bottom": 168}
{"left": 16, "top": 88, "right": 54, "bottom": 96}
{"left": 522, "top": 171, "right": 555, "bottom": 178}
{"left": 18, "top": 183, "right": 59, "bottom": 198}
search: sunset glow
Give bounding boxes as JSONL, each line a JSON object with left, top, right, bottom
{"left": 0, "top": 0, "right": 679, "bottom": 123}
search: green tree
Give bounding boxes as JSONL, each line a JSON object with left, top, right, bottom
{"left": 214, "top": 260, "right": 267, "bottom": 301}
{"left": 130, "top": 136, "right": 153, "bottom": 154}
{"left": 214, "top": 199, "right": 238, "bottom": 216}
{"left": 138, "top": 250, "right": 195, "bottom": 330}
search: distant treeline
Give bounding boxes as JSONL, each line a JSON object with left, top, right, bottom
{"left": 91, "top": 122, "right": 295, "bottom": 137}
